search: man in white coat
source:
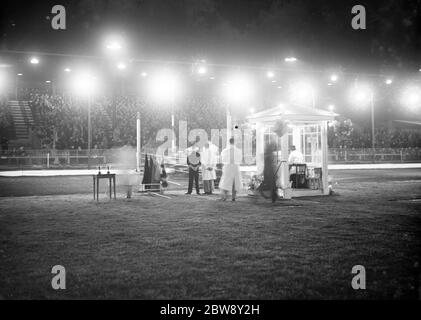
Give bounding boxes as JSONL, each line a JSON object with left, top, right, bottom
{"left": 219, "top": 137, "right": 242, "bottom": 201}
{"left": 201, "top": 141, "right": 217, "bottom": 194}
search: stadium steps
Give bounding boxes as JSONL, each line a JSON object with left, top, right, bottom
{"left": 8, "top": 101, "right": 34, "bottom": 140}
{"left": 98, "top": 104, "right": 114, "bottom": 134}
{"left": 102, "top": 106, "right": 113, "bottom": 130}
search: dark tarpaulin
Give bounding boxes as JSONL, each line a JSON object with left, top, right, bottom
{"left": 148, "top": 156, "right": 154, "bottom": 187}
{"left": 149, "top": 156, "right": 161, "bottom": 184}
{"left": 141, "top": 154, "right": 150, "bottom": 189}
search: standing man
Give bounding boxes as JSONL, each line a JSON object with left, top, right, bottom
{"left": 201, "top": 141, "right": 217, "bottom": 194}
{"left": 288, "top": 145, "right": 305, "bottom": 164}
{"left": 219, "top": 137, "right": 242, "bottom": 201}
{"left": 186, "top": 147, "right": 201, "bottom": 195}
{"left": 118, "top": 144, "right": 134, "bottom": 198}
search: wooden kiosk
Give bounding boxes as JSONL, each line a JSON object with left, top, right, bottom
{"left": 247, "top": 103, "right": 336, "bottom": 199}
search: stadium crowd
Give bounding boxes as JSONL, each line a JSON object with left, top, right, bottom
{"left": 26, "top": 92, "right": 227, "bottom": 150}
{"left": 0, "top": 91, "right": 420, "bottom": 152}
{"left": 328, "top": 118, "right": 421, "bottom": 149}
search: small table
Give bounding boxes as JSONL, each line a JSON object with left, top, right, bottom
{"left": 93, "top": 173, "right": 116, "bottom": 201}
{"left": 289, "top": 163, "right": 307, "bottom": 188}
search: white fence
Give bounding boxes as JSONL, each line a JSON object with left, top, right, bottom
{"left": 0, "top": 147, "right": 420, "bottom": 169}
{"left": 328, "top": 148, "right": 421, "bottom": 163}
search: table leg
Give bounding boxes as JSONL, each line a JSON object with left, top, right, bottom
{"left": 97, "top": 177, "right": 99, "bottom": 201}
{"left": 109, "top": 177, "right": 112, "bottom": 199}
{"left": 93, "top": 176, "right": 95, "bottom": 199}
{"left": 113, "top": 176, "right": 116, "bottom": 199}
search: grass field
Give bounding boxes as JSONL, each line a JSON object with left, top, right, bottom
{"left": 0, "top": 169, "right": 420, "bottom": 299}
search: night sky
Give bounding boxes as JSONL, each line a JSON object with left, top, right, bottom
{"left": 1, "top": 0, "right": 421, "bottom": 123}
{"left": 2, "top": 0, "right": 420, "bottom": 69}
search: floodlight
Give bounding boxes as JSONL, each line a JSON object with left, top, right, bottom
{"left": 284, "top": 57, "right": 297, "bottom": 62}
{"left": 105, "top": 39, "right": 122, "bottom": 50}
{"left": 400, "top": 85, "right": 421, "bottom": 109}
{"left": 104, "top": 34, "right": 126, "bottom": 56}
{"left": 330, "top": 74, "right": 338, "bottom": 82}
{"left": 223, "top": 73, "right": 255, "bottom": 105}
{"left": 117, "top": 62, "right": 126, "bottom": 70}
{"left": 70, "top": 72, "right": 98, "bottom": 97}
{"left": 193, "top": 60, "right": 208, "bottom": 76}
{"left": 349, "top": 84, "right": 372, "bottom": 106}
{"left": 197, "top": 66, "right": 207, "bottom": 75}
{"left": 289, "top": 81, "right": 316, "bottom": 106}
{"left": 266, "top": 71, "right": 275, "bottom": 79}
{"left": 30, "top": 57, "right": 39, "bottom": 64}
{"left": 147, "top": 69, "right": 182, "bottom": 104}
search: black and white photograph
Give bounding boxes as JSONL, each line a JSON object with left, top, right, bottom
{"left": 0, "top": 0, "right": 421, "bottom": 306}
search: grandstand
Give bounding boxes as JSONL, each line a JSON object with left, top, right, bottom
{"left": 0, "top": 91, "right": 420, "bottom": 169}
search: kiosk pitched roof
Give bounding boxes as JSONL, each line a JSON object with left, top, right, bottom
{"left": 248, "top": 103, "right": 336, "bottom": 122}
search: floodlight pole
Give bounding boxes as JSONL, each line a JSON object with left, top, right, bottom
{"left": 226, "top": 107, "right": 232, "bottom": 142}
{"left": 370, "top": 91, "right": 375, "bottom": 161}
{"left": 136, "top": 112, "right": 141, "bottom": 172}
{"left": 171, "top": 88, "right": 176, "bottom": 155}
{"left": 15, "top": 75, "right": 18, "bottom": 100}
{"left": 171, "top": 108, "right": 175, "bottom": 151}
{"left": 52, "top": 81, "right": 56, "bottom": 96}
{"left": 87, "top": 94, "right": 92, "bottom": 169}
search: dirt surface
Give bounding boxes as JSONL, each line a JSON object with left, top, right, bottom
{"left": 0, "top": 169, "right": 420, "bottom": 299}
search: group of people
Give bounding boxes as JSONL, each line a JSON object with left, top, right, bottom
{"left": 185, "top": 137, "right": 242, "bottom": 201}
{"left": 184, "top": 139, "right": 309, "bottom": 201}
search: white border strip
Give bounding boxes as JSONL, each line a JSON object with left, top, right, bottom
{"left": 1, "top": 163, "right": 421, "bottom": 177}
{"left": 328, "top": 163, "right": 421, "bottom": 170}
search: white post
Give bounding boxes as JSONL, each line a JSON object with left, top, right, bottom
{"left": 171, "top": 113, "right": 175, "bottom": 154}
{"left": 171, "top": 90, "right": 176, "bottom": 155}
{"left": 226, "top": 108, "right": 232, "bottom": 142}
{"left": 47, "top": 152, "right": 50, "bottom": 168}
{"left": 136, "top": 112, "right": 141, "bottom": 172}
{"left": 87, "top": 95, "right": 92, "bottom": 169}
{"left": 321, "top": 121, "right": 329, "bottom": 195}
{"left": 370, "top": 91, "right": 375, "bottom": 162}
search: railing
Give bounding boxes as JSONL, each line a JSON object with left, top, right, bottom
{"left": 0, "top": 147, "right": 420, "bottom": 169}
{"left": 0, "top": 149, "right": 109, "bottom": 168}
{"left": 0, "top": 148, "right": 174, "bottom": 169}
{"left": 328, "top": 148, "right": 421, "bottom": 163}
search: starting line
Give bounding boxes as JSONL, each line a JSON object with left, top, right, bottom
{"left": 0, "top": 163, "right": 421, "bottom": 177}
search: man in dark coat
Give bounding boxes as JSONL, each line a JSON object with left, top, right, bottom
{"left": 186, "top": 147, "right": 201, "bottom": 195}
